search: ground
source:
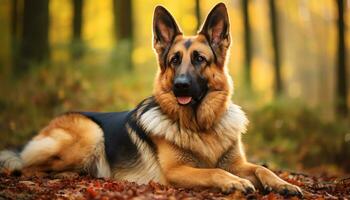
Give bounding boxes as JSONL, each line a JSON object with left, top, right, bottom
{"left": 0, "top": 170, "right": 349, "bottom": 200}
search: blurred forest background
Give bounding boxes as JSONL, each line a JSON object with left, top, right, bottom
{"left": 0, "top": 0, "right": 349, "bottom": 176}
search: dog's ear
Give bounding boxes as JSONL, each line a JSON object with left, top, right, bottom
{"left": 153, "top": 6, "right": 182, "bottom": 68}
{"left": 199, "top": 3, "right": 230, "bottom": 66}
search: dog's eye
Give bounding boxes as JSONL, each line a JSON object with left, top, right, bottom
{"left": 170, "top": 55, "right": 180, "bottom": 65}
{"left": 195, "top": 55, "right": 206, "bottom": 64}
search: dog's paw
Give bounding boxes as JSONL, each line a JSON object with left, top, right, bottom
{"left": 255, "top": 167, "right": 303, "bottom": 197}
{"left": 261, "top": 181, "right": 303, "bottom": 197}
{"left": 270, "top": 183, "right": 303, "bottom": 197}
{"left": 219, "top": 177, "right": 255, "bottom": 194}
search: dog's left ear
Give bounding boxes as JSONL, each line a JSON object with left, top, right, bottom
{"left": 199, "top": 3, "right": 230, "bottom": 66}
{"left": 153, "top": 6, "right": 182, "bottom": 68}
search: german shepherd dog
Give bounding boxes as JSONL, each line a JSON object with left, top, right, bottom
{"left": 0, "top": 3, "right": 302, "bottom": 196}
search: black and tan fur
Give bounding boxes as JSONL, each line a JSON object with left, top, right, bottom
{"left": 0, "top": 3, "right": 302, "bottom": 196}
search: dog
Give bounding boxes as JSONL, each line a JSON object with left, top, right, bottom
{"left": 0, "top": 3, "right": 302, "bottom": 196}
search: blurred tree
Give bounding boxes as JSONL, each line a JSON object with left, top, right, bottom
{"left": 71, "top": 0, "right": 85, "bottom": 59}
{"left": 113, "top": 0, "right": 133, "bottom": 70}
{"left": 335, "top": 0, "right": 348, "bottom": 117}
{"left": 195, "top": 0, "right": 201, "bottom": 31}
{"left": 18, "top": 0, "right": 50, "bottom": 72}
{"left": 268, "top": 0, "right": 282, "bottom": 96}
{"left": 11, "top": 0, "right": 20, "bottom": 70}
{"left": 242, "top": 0, "right": 252, "bottom": 90}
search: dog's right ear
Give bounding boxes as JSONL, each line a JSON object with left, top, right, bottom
{"left": 153, "top": 6, "right": 182, "bottom": 67}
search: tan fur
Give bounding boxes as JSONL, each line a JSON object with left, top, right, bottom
{"left": 153, "top": 35, "right": 232, "bottom": 132}
{"left": 197, "top": 63, "right": 233, "bottom": 129}
{"left": 240, "top": 163, "right": 300, "bottom": 193}
{"left": 152, "top": 137, "right": 254, "bottom": 193}
{"left": 20, "top": 113, "right": 109, "bottom": 176}
{"left": 140, "top": 103, "right": 248, "bottom": 166}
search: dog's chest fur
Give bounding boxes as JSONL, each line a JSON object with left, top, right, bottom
{"left": 139, "top": 102, "right": 248, "bottom": 166}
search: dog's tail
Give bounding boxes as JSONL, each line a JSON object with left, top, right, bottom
{"left": 0, "top": 149, "right": 23, "bottom": 173}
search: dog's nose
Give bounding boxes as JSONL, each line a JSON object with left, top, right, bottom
{"left": 174, "top": 74, "right": 191, "bottom": 89}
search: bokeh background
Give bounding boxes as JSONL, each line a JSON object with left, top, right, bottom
{"left": 0, "top": 0, "right": 349, "bottom": 175}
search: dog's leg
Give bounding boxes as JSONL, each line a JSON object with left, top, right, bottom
{"left": 154, "top": 137, "right": 255, "bottom": 193}
{"left": 164, "top": 165, "right": 255, "bottom": 193}
{"left": 7, "top": 113, "right": 106, "bottom": 177}
{"left": 231, "top": 162, "right": 302, "bottom": 196}
{"left": 219, "top": 148, "right": 303, "bottom": 196}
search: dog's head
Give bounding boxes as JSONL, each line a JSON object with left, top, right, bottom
{"left": 153, "top": 3, "right": 233, "bottom": 130}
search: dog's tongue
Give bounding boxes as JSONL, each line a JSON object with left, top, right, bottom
{"left": 177, "top": 96, "right": 192, "bottom": 105}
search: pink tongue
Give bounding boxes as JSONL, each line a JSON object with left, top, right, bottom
{"left": 177, "top": 96, "right": 192, "bottom": 105}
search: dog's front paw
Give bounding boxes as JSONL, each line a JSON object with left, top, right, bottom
{"left": 255, "top": 167, "right": 303, "bottom": 197}
{"left": 219, "top": 177, "right": 255, "bottom": 194}
{"left": 266, "top": 183, "right": 302, "bottom": 197}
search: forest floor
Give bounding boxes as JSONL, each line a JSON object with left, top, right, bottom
{"left": 0, "top": 170, "right": 349, "bottom": 200}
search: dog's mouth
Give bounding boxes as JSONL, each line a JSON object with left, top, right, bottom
{"left": 176, "top": 96, "right": 192, "bottom": 105}
{"left": 174, "top": 87, "right": 208, "bottom": 106}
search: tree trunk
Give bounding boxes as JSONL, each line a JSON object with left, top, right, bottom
{"left": 195, "top": 0, "right": 201, "bottom": 31}
{"left": 269, "top": 0, "right": 282, "bottom": 96}
{"left": 242, "top": 0, "right": 252, "bottom": 89}
{"left": 113, "top": 0, "right": 133, "bottom": 70}
{"left": 19, "top": 0, "right": 50, "bottom": 72}
{"left": 11, "top": 0, "right": 19, "bottom": 72}
{"left": 71, "top": 0, "right": 84, "bottom": 59}
{"left": 335, "top": 0, "right": 348, "bottom": 117}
